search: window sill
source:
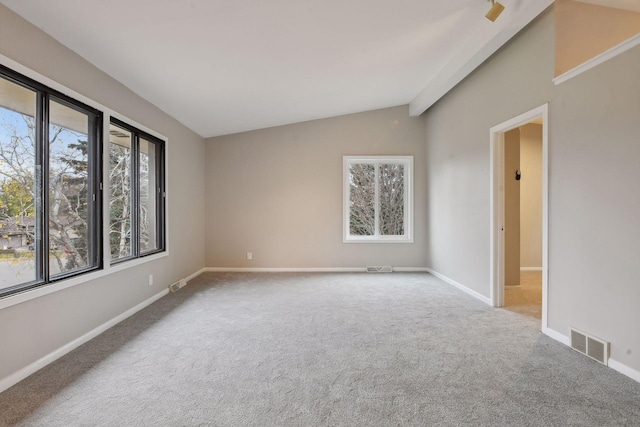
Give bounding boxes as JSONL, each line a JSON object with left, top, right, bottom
{"left": 0, "top": 251, "right": 168, "bottom": 310}
{"left": 343, "top": 237, "right": 414, "bottom": 244}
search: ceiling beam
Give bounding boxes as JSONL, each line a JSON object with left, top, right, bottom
{"left": 409, "top": 0, "right": 554, "bottom": 117}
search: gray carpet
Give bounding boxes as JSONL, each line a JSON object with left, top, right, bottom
{"left": 1, "top": 272, "right": 639, "bottom": 426}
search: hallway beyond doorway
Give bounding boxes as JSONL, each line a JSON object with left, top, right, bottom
{"left": 504, "top": 270, "right": 542, "bottom": 320}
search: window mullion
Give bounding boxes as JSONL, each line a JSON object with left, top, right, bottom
{"left": 374, "top": 162, "right": 380, "bottom": 238}
{"left": 37, "top": 93, "right": 50, "bottom": 282}
{"left": 132, "top": 134, "right": 140, "bottom": 257}
{"left": 156, "top": 143, "right": 165, "bottom": 250}
{"left": 404, "top": 161, "right": 409, "bottom": 238}
{"left": 88, "top": 113, "right": 102, "bottom": 268}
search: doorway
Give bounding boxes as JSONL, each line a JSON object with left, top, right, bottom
{"left": 490, "top": 104, "right": 549, "bottom": 332}
{"left": 503, "top": 123, "right": 543, "bottom": 319}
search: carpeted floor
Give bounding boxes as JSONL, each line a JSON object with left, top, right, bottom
{"left": 1, "top": 272, "right": 639, "bottom": 426}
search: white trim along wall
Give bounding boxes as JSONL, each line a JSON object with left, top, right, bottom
{"left": 5, "top": 264, "right": 638, "bottom": 394}
{"left": 0, "top": 268, "right": 205, "bottom": 394}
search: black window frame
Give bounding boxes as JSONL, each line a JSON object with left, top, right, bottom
{"left": 0, "top": 64, "right": 103, "bottom": 298}
{"left": 108, "top": 117, "right": 166, "bottom": 264}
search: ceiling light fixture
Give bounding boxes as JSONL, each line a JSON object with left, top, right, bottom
{"left": 486, "top": 0, "right": 505, "bottom": 22}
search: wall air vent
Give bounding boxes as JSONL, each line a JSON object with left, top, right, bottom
{"left": 570, "top": 327, "right": 609, "bottom": 365}
{"left": 366, "top": 266, "right": 393, "bottom": 273}
{"left": 169, "top": 279, "right": 187, "bottom": 293}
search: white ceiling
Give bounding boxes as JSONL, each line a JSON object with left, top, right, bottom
{"left": 1, "top": 0, "right": 551, "bottom": 138}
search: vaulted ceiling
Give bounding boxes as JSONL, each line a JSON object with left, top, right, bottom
{"left": 1, "top": 0, "right": 552, "bottom": 137}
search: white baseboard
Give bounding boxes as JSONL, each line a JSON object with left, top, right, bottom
{"left": 184, "top": 268, "right": 208, "bottom": 282}
{"left": 542, "top": 326, "right": 570, "bottom": 346}
{"left": 203, "top": 267, "right": 429, "bottom": 273}
{"left": 0, "top": 266, "right": 210, "bottom": 393}
{"left": 4, "top": 266, "right": 638, "bottom": 394}
{"left": 541, "top": 327, "right": 640, "bottom": 385}
{"left": 392, "top": 267, "right": 429, "bottom": 272}
{"left": 204, "top": 267, "right": 364, "bottom": 273}
{"left": 0, "top": 285, "right": 174, "bottom": 394}
{"left": 425, "top": 268, "right": 492, "bottom": 305}
{"left": 608, "top": 358, "right": 640, "bottom": 383}
{"left": 520, "top": 267, "right": 542, "bottom": 272}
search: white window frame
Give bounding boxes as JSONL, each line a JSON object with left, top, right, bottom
{"left": 343, "top": 156, "right": 413, "bottom": 243}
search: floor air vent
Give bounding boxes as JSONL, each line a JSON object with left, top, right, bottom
{"left": 366, "top": 266, "right": 393, "bottom": 273}
{"left": 169, "top": 279, "right": 187, "bottom": 293}
{"left": 570, "top": 328, "right": 609, "bottom": 365}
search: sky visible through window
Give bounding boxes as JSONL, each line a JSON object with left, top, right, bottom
{"left": 0, "top": 99, "right": 91, "bottom": 290}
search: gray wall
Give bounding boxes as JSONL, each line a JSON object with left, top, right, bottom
{"left": 0, "top": 6, "right": 206, "bottom": 381}
{"left": 205, "top": 105, "right": 427, "bottom": 269}
{"left": 425, "top": 6, "right": 640, "bottom": 371}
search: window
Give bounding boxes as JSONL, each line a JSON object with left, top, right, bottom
{"left": 343, "top": 156, "right": 413, "bottom": 243}
{"left": 0, "top": 61, "right": 167, "bottom": 302}
{"left": 109, "top": 118, "right": 165, "bottom": 262}
{"left": 0, "top": 66, "right": 102, "bottom": 296}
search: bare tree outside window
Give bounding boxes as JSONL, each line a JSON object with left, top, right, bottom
{"left": 349, "top": 163, "right": 375, "bottom": 236}
{"left": 109, "top": 120, "right": 164, "bottom": 262}
{"left": 0, "top": 78, "right": 37, "bottom": 289}
{"left": 0, "top": 64, "right": 165, "bottom": 298}
{"left": 48, "top": 100, "right": 91, "bottom": 274}
{"left": 379, "top": 164, "right": 404, "bottom": 236}
{"left": 109, "top": 126, "right": 132, "bottom": 260}
{"left": 344, "top": 156, "right": 412, "bottom": 242}
{"left": 0, "top": 77, "right": 99, "bottom": 291}
{"left": 139, "top": 138, "right": 158, "bottom": 253}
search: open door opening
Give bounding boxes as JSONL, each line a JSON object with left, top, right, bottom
{"left": 490, "top": 104, "right": 549, "bottom": 332}
{"left": 503, "top": 124, "right": 543, "bottom": 319}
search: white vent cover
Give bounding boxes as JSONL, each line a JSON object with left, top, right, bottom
{"left": 169, "top": 279, "right": 187, "bottom": 293}
{"left": 570, "top": 327, "right": 609, "bottom": 365}
{"left": 366, "top": 266, "right": 393, "bottom": 273}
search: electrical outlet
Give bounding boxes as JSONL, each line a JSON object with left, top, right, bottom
{"left": 148, "top": 274, "right": 153, "bottom": 286}
{"left": 247, "top": 252, "right": 252, "bottom": 261}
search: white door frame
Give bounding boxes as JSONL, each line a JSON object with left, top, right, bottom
{"left": 490, "top": 104, "right": 549, "bottom": 331}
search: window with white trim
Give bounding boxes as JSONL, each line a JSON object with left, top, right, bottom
{"left": 343, "top": 156, "right": 413, "bottom": 243}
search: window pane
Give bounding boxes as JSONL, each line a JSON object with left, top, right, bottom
{"left": 109, "top": 124, "right": 132, "bottom": 260}
{"left": 379, "top": 164, "right": 404, "bottom": 236}
{"left": 139, "top": 138, "right": 158, "bottom": 252}
{"left": 0, "top": 77, "right": 37, "bottom": 289}
{"left": 48, "top": 100, "right": 91, "bottom": 275}
{"left": 349, "top": 163, "right": 375, "bottom": 236}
